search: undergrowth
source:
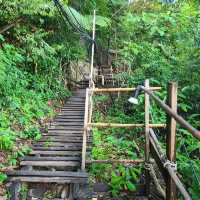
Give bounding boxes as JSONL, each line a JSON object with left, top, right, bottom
{"left": 90, "top": 91, "right": 200, "bottom": 199}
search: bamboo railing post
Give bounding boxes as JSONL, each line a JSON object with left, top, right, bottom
{"left": 89, "top": 10, "right": 96, "bottom": 88}
{"left": 166, "top": 82, "right": 178, "bottom": 200}
{"left": 81, "top": 89, "right": 90, "bottom": 171}
{"left": 144, "top": 79, "right": 150, "bottom": 198}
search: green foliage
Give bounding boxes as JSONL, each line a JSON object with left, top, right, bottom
{"left": 0, "top": 0, "right": 72, "bottom": 179}
{"left": 91, "top": 95, "right": 143, "bottom": 196}
{"left": 0, "top": 131, "right": 14, "bottom": 151}
{"left": 0, "top": 173, "right": 7, "bottom": 184}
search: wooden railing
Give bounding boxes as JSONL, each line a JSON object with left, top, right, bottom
{"left": 81, "top": 79, "right": 200, "bottom": 200}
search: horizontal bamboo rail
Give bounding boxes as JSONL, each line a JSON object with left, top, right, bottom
{"left": 86, "top": 159, "right": 144, "bottom": 164}
{"left": 88, "top": 123, "right": 166, "bottom": 128}
{"left": 91, "top": 87, "right": 161, "bottom": 93}
{"left": 141, "top": 86, "right": 200, "bottom": 140}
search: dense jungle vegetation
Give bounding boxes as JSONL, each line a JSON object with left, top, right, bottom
{"left": 0, "top": 0, "right": 200, "bottom": 199}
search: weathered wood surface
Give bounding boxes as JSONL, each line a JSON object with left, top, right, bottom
{"left": 166, "top": 82, "right": 177, "bottom": 200}
{"left": 9, "top": 177, "right": 87, "bottom": 183}
{"left": 29, "top": 150, "right": 82, "bottom": 156}
{"left": 20, "top": 156, "right": 81, "bottom": 161}
{"left": 7, "top": 89, "right": 89, "bottom": 186}
{"left": 20, "top": 161, "right": 80, "bottom": 167}
{"left": 7, "top": 170, "right": 87, "bottom": 177}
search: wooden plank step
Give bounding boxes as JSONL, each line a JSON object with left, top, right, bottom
{"left": 48, "top": 127, "right": 83, "bottom": 131}
{"left": 60, "top": 110, "right": 84, "bottom": 112}
{"left": 61, "top": 107, "right": 85, "bottom": 109}
{"left": 40, "top": 135, "right": 84, "bottom": 138}
{"left": 20, "top": 156, "right": 81, "bottom": 161}
{"left": 47, "top": 130, "right": 83, "bottom": 134}
{"left": 59, "top": 112, "right": 84, "bottom": 115}
{"left": 68, "top": 98, "right": 85, "bottom": 101}
{"left": 29, "top": 151, "right": 82, "bottom": 156}
{"left": 63, "top": 103, "right": 85, "bottom": 105}
{"left": 32, "top": 146, "right": 84, "bottom": 151}
{"left": 49, "top": 126, "right": 83, "bottom": 129}
{"left": 55, "top": 116, "right": 84, "bottom": 120}
{"left": 45, "top": 133, "right": 83, "bottom": 138}
{"left": 43, "top": 133, "right": 84, "bottom": 137}
{"left": 51, "top": 123, "right": 84, "bottom": 126}
{"left": 54, "top": 119, "right": 83, "bottom": 122}
{"left": 57, "top": 112, "right": 84, "bottom": 115}
{"left": 63, "top": 105, "right": 85, "bottom": 108}
{"left": 7, "top": 170, "right": 87, "bottom": 178}
{"left": 8, "top": 177, "right": 87, "bottom": 184}
{"left": 66, "top": 101, "right": 85, "bottom": 104}
{"left": 39, "top": 138, "right": 90, "bottom": 143}
{"left": 60, "top": 109, "right": 84, "bottom": 112}
{"left": 20, "top": 161, "right": 80, "bottom": 167}
{"left": 33, "top": 142, "right": 83, "bottom": 147}
{"left": 57, "top": 114, "right": 84, "bottom": 117}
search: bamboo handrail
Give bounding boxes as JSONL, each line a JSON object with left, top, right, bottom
{"left": 91, "top": 87, "right": 161, "bottom": 93}
{"left": 87, "top": 123, "right": 166, "bottom": 128}
{"left": 86, "top": 159, "right": 144, "bottom": 164}
{"left": 141, "top": 86, "right": 200, "bottom": 140}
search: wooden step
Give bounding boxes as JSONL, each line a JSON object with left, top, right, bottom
{"left": 20, "top": 161, "right": 80, "bottom": 167}
{"left": 29, "top": 151, "right": 82, "bottom": 156}
{"left": 33, "top": 142, "right": 84, "bottom": 147}
{"left": 39, "top": 137, "right": 90, "bottom": 143}
{"left": 8, "top": 177, "right": 87, "bottom": 184}
{"left": 20, "top": 156, "right": 81, "bottom": 161}
{"left": 57, "top": 113, "right": 84, "bottom": 117}
{"left": 32, "top": 146, "right": 84, "bottom": 151}
{"left": 61, "top": 109, "right": 84, "bottom": 111}
{"left": 7, "top": 170, "right": 87, "bottom": 178}
{"left": 54, "top": 119, "right": 83, "bottom": 122}
{"left": 43, "top": 133, "right": 84, "bottom": 137}
{"left": 51, "top": 122, "right": 84, "bottom": 126}
{"left": 55, "top": 116, "right": 84, "bottom": 120}
{"left": 61, "top": 107, "right": 85, "bottom": 109}
{"left": 48, "top": 127, "right": 83, "bottom": 131}
{"left": 47, "top": 130, "right": 83, "bottom": 133}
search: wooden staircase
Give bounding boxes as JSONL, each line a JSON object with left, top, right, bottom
{"left": 7, "top": 89, "right": 91, "bottom": 200}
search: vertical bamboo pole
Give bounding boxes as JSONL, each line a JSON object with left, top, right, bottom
{"left": 89, "top": 90, "right": 93, "bottom": 124}
{"left": 166, "top": 82, "right": 177, "bottom": 200}
{"left": 81, "top": 89, "right": 90, "bottom": 171}
{"left": 145, "top": 79, "right": 150, "bottom": 197}
{"left": 89, "top": 10, "right": 96, "bottom": 88}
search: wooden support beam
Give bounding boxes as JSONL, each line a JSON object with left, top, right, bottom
{"left": 87, "top": 123, "right": 166, "bottom": 129}
{"left": 91, "top": 87, "right": 161, "bottom": 93}
{"left": 144, "top": 79, "right": 150, "bottom": 198}
{"left": 166, "top": 82, "right": 177, "bottom": 200}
